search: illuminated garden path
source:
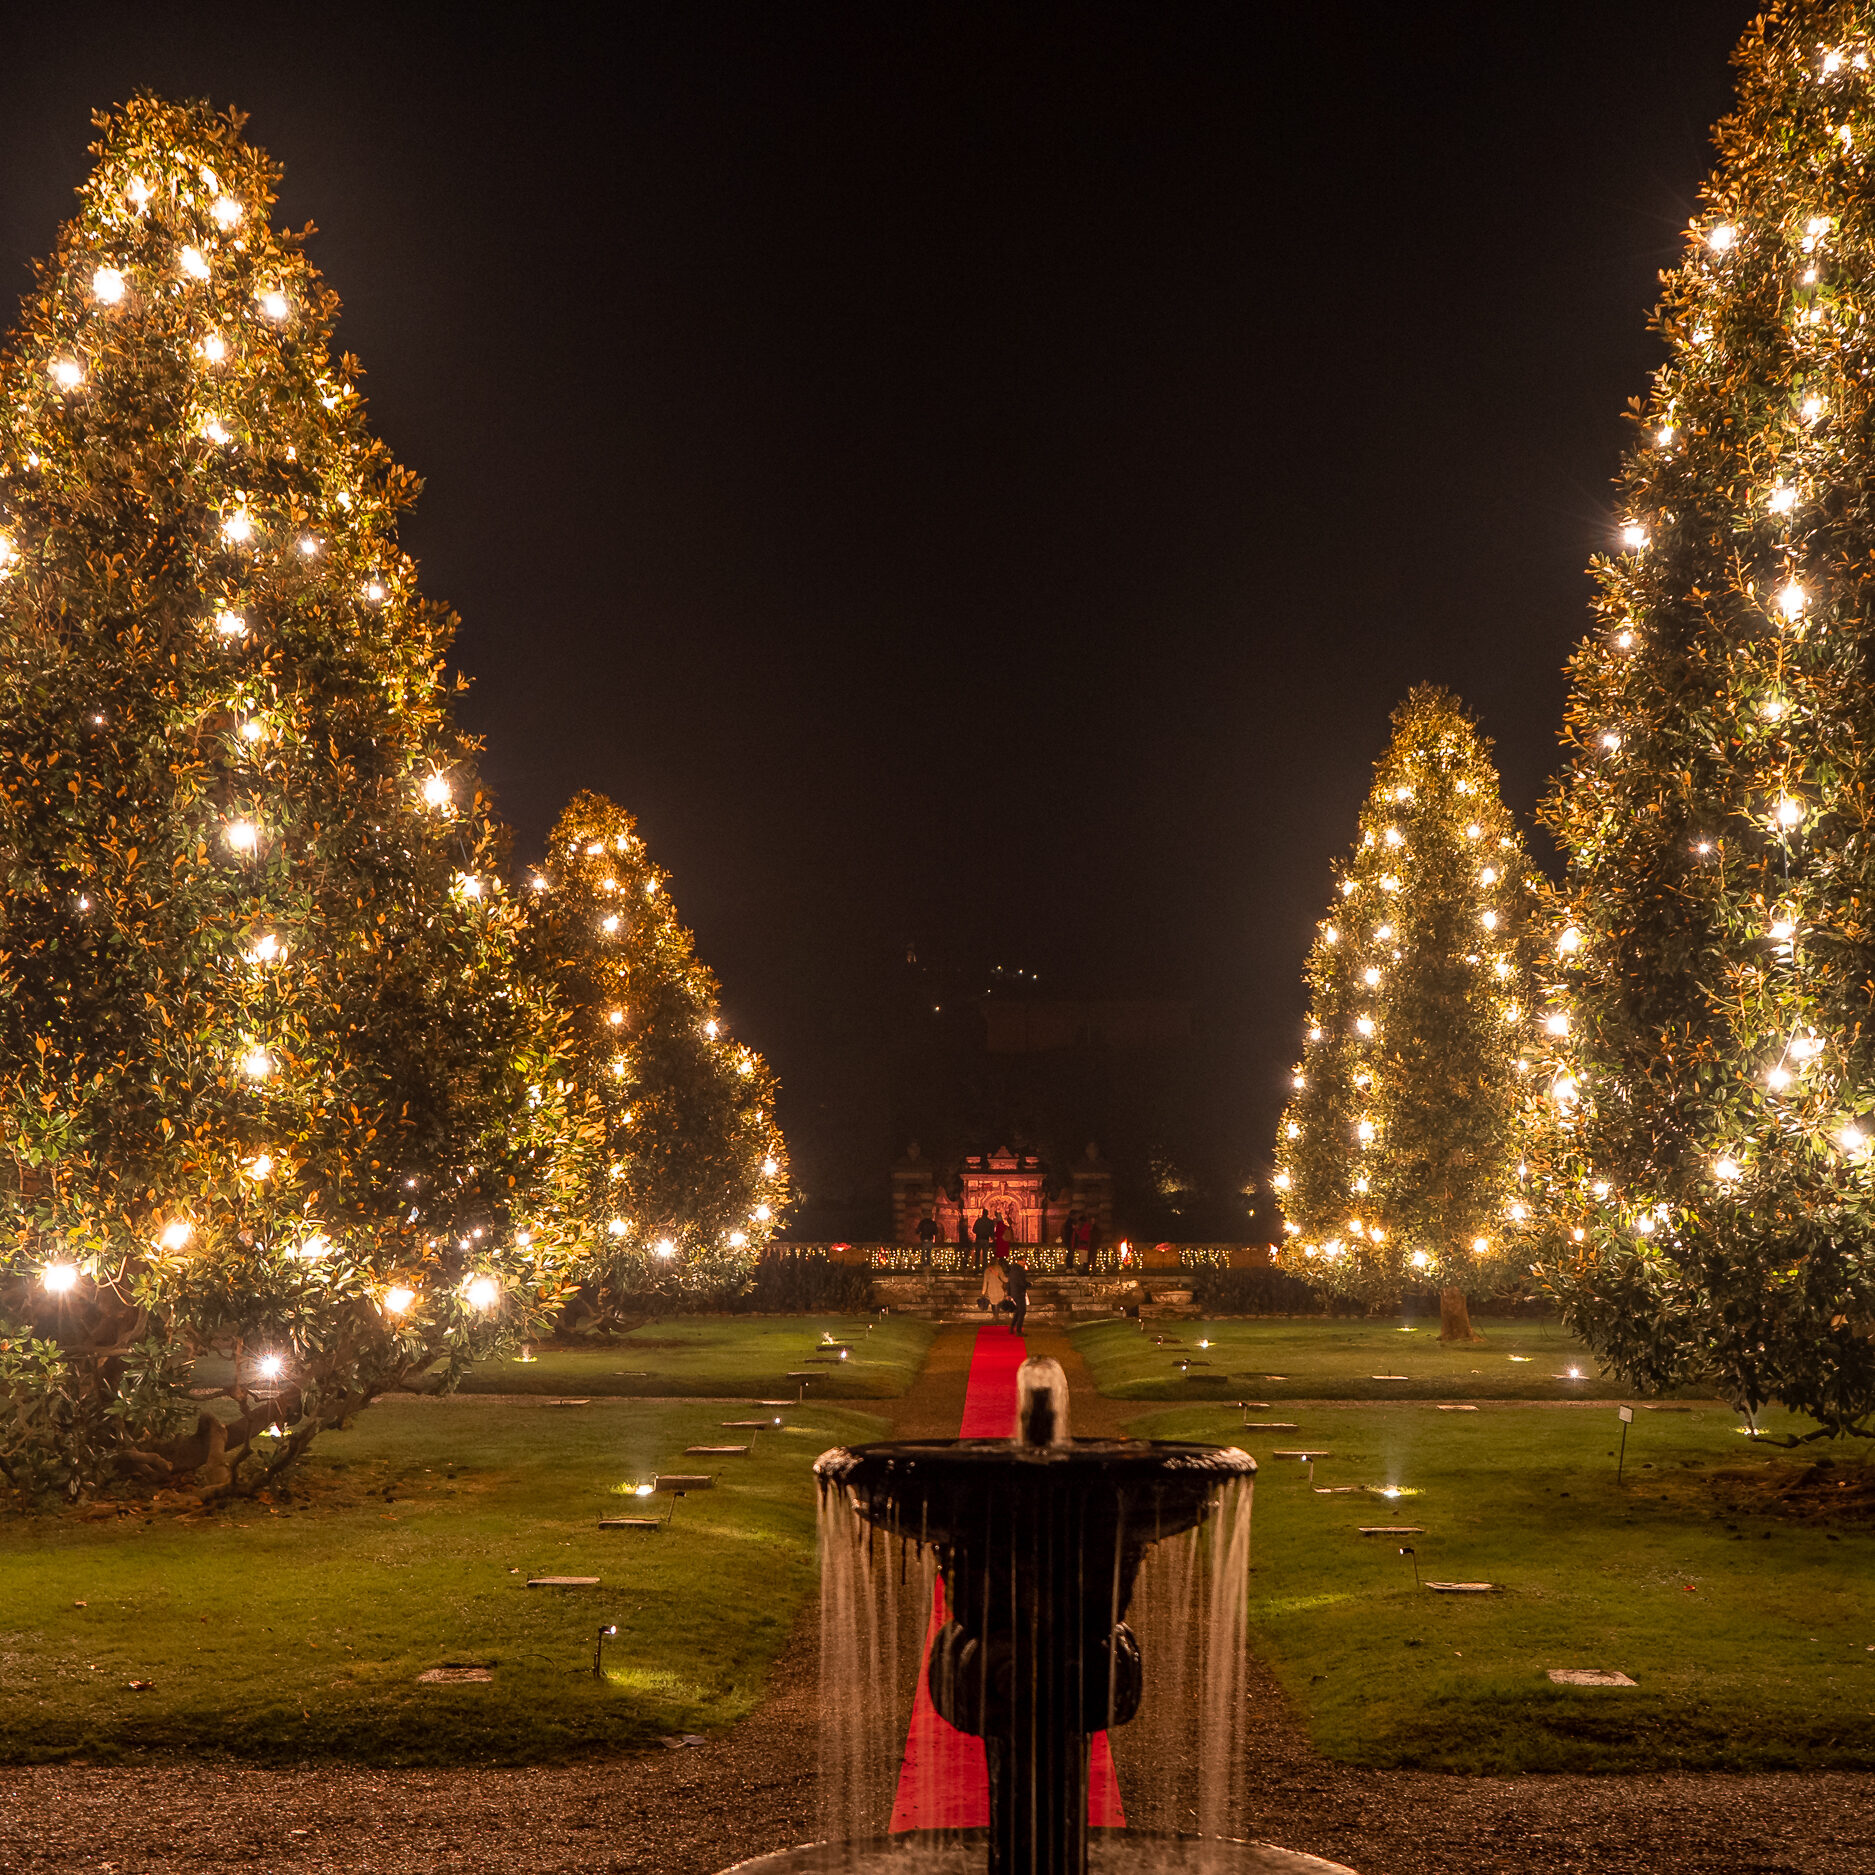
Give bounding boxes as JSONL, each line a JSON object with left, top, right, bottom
{"left": 887, "top": 1323, "right": 1125, "bottom": 1832}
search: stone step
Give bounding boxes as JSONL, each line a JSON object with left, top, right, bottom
{"left": 873, "top": 1271, "right": 1199, "bottom": 1322}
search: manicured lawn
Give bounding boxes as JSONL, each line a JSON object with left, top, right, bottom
{"left": 1134, "top": 1397, "right": 1875, "bottom": 1773}
{"left": 0, "top": 1394, "right": 879, "bottom": 1765}
{"left": 1074, "top": 1314, "right": 1683, "bottom": 1403}
{"left": 456, "top": 1313, "right": 933, "bottom": 1400}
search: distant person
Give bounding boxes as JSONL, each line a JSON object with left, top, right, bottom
{"left": 1073, "top": 1215, "right": 1095, "bottom": 1272}
{"left": 973, "top": 1210, "right": 993, "bottom": 1269}
{"left": 980, "top": 1254, "right": 1009, "bottom": 1317}
{"left": 991, "top": 1215, "right": 1011, "bottom": 1262}
{"left": 1006, "top": 1256, "right": 1030, "bottom": 1336}
{"left": 1060, "top": 1211, "right": 1078, "bottom": 1267}
{"left": 916, "top": 1212, "right": 938, "bottom": 1269}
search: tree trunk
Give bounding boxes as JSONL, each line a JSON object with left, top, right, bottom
{"left": 1439, "top": 1285, "right": 1478, "bottom": 1343}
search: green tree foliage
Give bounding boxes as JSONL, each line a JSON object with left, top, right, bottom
{"left": 522, "top": 791, "right": 789, "bottom": 1324}
{"left": 1274, "top": 688, "right": 1542, "bottom": 1333}
{"left": 1536, "top": 5, "right": 1875, "bottom": 1437}
{"left": 0, "top": 99, "right": 579, "bottom": 1498}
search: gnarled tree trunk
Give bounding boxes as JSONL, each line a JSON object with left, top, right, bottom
{"left": 1439, "top": 1285, "right": 1478, "bottom": 1343}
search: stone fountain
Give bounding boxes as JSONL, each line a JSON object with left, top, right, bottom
{"left": 723, "top": 1358, "right": 1355, "bottom": 1875}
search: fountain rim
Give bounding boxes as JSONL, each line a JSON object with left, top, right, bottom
{"left": 814, "top": 1436, "right": 1257, "bottom": 1483}
{"left": 715, "top": 1830, "right": 1355, "bottom": 1874}
{"left": 813, "top": 1432, "right": 1252, "bottom": 1462}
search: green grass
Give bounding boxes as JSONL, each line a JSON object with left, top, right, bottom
{"left": 1134, "top": 1397, "right": 1875, "bottom": 1773}
{"left": 0, "top": 1394, "right": 878, "bottom": 1765}
{"left": 1074, "top": 1314, "right": 1687, "bottom": 1402}
{"left": 455, "top": 1313, "right": 933, "bottom": 1400}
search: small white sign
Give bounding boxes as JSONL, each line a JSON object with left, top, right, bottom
{"left": 1618, "top": 1405, "right": 1634, "bottom": 1423}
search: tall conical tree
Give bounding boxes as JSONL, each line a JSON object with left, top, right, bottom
{"left": 0, "top": 99, "right": 577, "bottom": 1497}
{"left": 1274, "top": 688, "right": 1543, "bottom": 1339}
{"left": 523, "top": 791, "right": 789, "bottom": 1323}
{"left": 1536, "top": 4, "right": 1875, "bottom": 1437}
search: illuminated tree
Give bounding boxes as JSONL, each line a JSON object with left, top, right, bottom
{"left": 0, "top": 98, "right": 578, "bottom": 1498}
{"left": 523, "top": 791, "right": 789, "bottom": 1323}
{"left": 1536, "top": 8, "right": 1875, "bottom": 1438}
{"left": 1274, "top": 687, "right": 1543, "bottom": 1339}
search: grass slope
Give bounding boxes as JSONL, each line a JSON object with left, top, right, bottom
{"left": 456, "top": 1314, "right": 933, "bottom": 1399}
{"left": 1138, "top": 1398, "right": 1875, "bottom": 1773}
{"left": 0, "top": 1395, "right": 878, "bottom": 1766}
{"left": 1074, "top": 1315, "right": 1686, "bottom": 1403}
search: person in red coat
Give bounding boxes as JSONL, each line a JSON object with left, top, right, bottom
{"left": 991, "top": 1214, "right": 1012, "bottom": 1261}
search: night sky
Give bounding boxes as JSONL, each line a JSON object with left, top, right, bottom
{"left": 0, "top": 3, "right": 1748, "bottom": 1226}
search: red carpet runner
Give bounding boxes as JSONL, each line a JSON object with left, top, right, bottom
{"left": 888, "top": 1323, "right": 1125, "bottom": 1832}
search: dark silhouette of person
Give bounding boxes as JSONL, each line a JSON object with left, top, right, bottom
{"left": 972, "top": 1209, "right": 993, "bottom": 1269}
{"left": 1007, "top": 1257, "right": 1030, "bottom": 1336}
{"left": 1060, "top": 1210, "right": 1078, "bottom": 1267}
{"left": 916, "top": 1212, "right": 938, "bottom": 1268}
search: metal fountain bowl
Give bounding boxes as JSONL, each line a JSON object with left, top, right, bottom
{"left": 816, "top": 1436, "right": 1256, "bottom": 1550}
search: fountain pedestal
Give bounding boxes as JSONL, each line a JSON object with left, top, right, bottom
{"left": 915, "top": 1448, "right": 1158, "bottom": 1875}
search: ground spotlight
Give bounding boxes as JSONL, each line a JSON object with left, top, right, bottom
{"left": 593, "top": 1622, "right": 618, "bottom": 1680}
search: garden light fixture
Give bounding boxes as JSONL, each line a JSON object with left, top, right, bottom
{"left": 593, "top": 1623, "right": 618, "bottom": 1681}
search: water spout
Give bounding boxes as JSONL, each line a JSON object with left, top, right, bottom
{"left": 1014, "top": 1356, "right": 1071, "bottom": 1450}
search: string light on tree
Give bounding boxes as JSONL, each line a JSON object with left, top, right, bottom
{"left": 1273, "top": 687, "right": 1543, "bottom": 1339}
{"left": 519, "top": 791, "right": 790, "bottom": 1326}
{"left": 1532, "top": 6, "right": 1875, "bottom": 1440}
{"left": 0, "top": 97, "right": 580, "bottom": 1499}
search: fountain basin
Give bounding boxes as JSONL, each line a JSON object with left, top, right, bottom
{"left": 818, "top": 1439, "right": 1252, "bottom": 1724}
{"left": 720, "top": 1834, "right": 1357, "bottom": 1873}
{"left": 818, "top": 1439, "right": 1254, "bottom": 1540}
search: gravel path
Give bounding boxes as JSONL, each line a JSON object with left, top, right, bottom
{"left": 3, "top": 1327, "right": 1871, "bottom": 1873}
{"left": 4, "top": 1607, "right": 1871, "bottom": 1874}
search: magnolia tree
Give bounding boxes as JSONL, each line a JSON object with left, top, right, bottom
{"left": 0, "top": 99, "right": 582, "bottom": 1499}
{"left": 1274, "top": 688, "right": 1543, "bottom": 1340}
{"left": 1535, "top": 3, "right": 1875, "bottom": 1438}
{"left": 522, "top": 791, "right": 789, "bottom": 1327}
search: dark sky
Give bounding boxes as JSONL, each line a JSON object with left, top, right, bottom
{"left": 0, "top": 3, "right": 1746, "bottom": 1219}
